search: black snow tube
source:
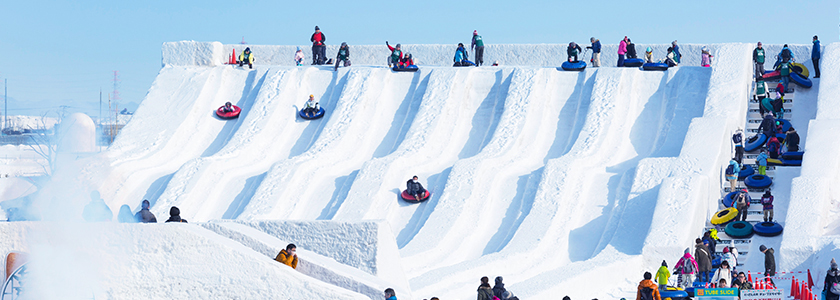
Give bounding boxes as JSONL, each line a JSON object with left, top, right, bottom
{"left": 744, "top": 174, "right": 772, "bottom": 189}
{"left": 725, "top": 221, "right": 754, "bottom": 238}
{"left": 642, "top": 62, "right": 669, "bottom": 71}
{"left": 753, "top": 221, "right": 784, "bottom": 237}
{"left": 393, "top": 65, "right": 419, "bottom": 72}
{"left": 782, "top": 152, "right": 804, "bottom": 160}
{"left": 744, "top": 134, "right": 767, "bottom": 152}
{"left": 624, "top": 58, "right": 645, "bottom": 67}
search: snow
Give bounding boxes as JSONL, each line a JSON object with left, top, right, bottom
{"left": 1, "top": 41, "right": 839, "bottom": 299}
{"left": 56, "top": 113, "right": 96, "bottom": 153}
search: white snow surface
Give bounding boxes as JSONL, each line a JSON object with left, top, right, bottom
{"left": 2, "top": 42, "right": 838, "bottom": 300}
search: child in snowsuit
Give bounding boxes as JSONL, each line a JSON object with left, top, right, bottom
{"left": 239, "top": 47, "right": 254, "bottom": 69}
{"left": 303, "top": 95, "right": 319, "bottom": 117}
{"left": 756, "top": 150, "right": 768, "bottom": 175}
{"left": 454, "top": 43, "right": 473, "bottom": 66}
{"left": 656, "top": 260, "right": 670, "bottom": 290}
{"left": 567, "top": 42, "right": 582, "bottom": 62}
{"left": 400, "top": 53, "right": 414, "bottom": 67}
{"left": 386, "top": 41, "right": 403, "bottom": 67}
{"left": 773, "top": 82, "right": 785, "bottom": 119}
{"left": 761, "top": 190, "right": 774, "bottom": 222}
{"left": 334, "top": 42, "right": 351, "bottom": 71}
{"left": 644, "top": 47, "right": 653, "bottom": 63}
{"left": 295, "top": 47, "right": 305, "bottom": 66}
{"left": 701, "top": 47, "right": 713, "bottom": 67}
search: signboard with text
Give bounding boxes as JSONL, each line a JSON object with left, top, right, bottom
{"left": 740, "top": 289, "right": 785, "bottom": 300}
{"left": 695, "top": 288, "right": 740, "bottom": 300}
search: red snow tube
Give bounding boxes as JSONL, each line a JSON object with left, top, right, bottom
{"left": 401, "top": 190, "right": 431, "bottom": 203}
{"left": 216, "top": 105, "right": 241, "bottom": 119}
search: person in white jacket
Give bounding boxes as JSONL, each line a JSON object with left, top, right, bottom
{"left": 712, "top": 260, "right": 733, "bottom": 287}
{"left": 303, "top": 94, "right": 319, "bottom": 117}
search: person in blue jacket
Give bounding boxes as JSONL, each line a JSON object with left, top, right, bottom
{"left": 672, "top": 40, "right": 681, "bottom": 64}
{"left": 453, "top": 43, "right": 473, "bottom": 66}
{"left": 586, "top": 37, "right": 601, "bottom": 67}
{"left": 812, "top": 35, "right": 821, "bottom": 78}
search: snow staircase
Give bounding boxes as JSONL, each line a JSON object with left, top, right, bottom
{"left": 706, "top": 79, "right": 796, "bottom": 268}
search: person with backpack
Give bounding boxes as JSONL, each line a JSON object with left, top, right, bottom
{"left": 695, "top": 238, "right": 713, "bottom": 283}
{"left": 471, "top": 30, "right": 485, "bottom": 67}
{"left": 761, "top": 190, "right": 774, "bottom": 222}
{"left": 637, "top": 272, "right": 662, "bottom": 300}
{"left": 587, "top": 37, "right": 601, "bottom": 67}
{"left": 477, "top": 276, "right": 494, "bottom": 300}
{"left": 311, "top": 26, "right": 327, "bottom": 65}
{"left": 754, "top": 42, "right": 766, "bottom": 78}
{"left": 735, "top": 189, "right": 751, "bottom": 221}
{"left": 759, "top": 113, "right": 776, "bottom": 139}
{"left": 755, "top": 77, "right": 771, "bottom": 115}
{"left": 766, "top": 137, "right": 782, "bottom": 159}
{"left": 712, "top": 260, "right": 733, "bottom": 288}
{"left": 655, "top": 260, "right": 670, "bottom": 290}
{"left": 726, "top": 159, "right": 740, "bottom": 191}
{"left": 672, "top": 40, "right": 681, "bottom": 64}
{"left": 618, "top": 36, "right": 628, "bottom": 67}
{"left": 493, "top": 276, "right": 506, "bottom": 299}
{"left": 812, "top": 35, "right": 821, "bottom": 78}
{"left": 334, "top": 42, "right": 351, "bottom": 71}
{"left": 773, "top": 83, "right": 786, "bottom": 119}
{"left": 567, "top": 42, "right": 583, "bottom": 62}
{"left": 675, "top": 248, "right": 699, "bottom": 288}
{"left": 756, "top": 150, "right": 768, "bottom": 175}
{"left": 626, "top": 39, "right": 637, "bottom": 59}
{"left": 824, "top": 259, "right": 840, "bottom": 300}
{"left": 702, "top": 231, "right": 718, "bottom": 258}
{"left": 785, "top": 127, "right": 800, "bottom": 152}
{"left": 722, "top": 247, "right": 738, "bottom": 272}
{"left": 733, "top": 129, "right": 744, "bottom": 164}
{"left": 386, "top": 41, "right": 403, "bottom": 67}
{"left": 778, "top": 59, "right": 792, "bottom": 94}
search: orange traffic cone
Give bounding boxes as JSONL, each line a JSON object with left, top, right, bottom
{"left": 748, "top": 271, "right": 753, "bottom": 283}
{"left": 229, "top": 49, "right": 237, "bottom": 64}
{"left": 791, "top": 277, "right": 797, "bottom": 297}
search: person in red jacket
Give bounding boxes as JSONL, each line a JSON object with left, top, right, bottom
{"left": 310, "top": 26, "right": 327, "bottom": 65}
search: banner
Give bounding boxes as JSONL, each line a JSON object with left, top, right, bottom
{"left": 740, "top": 289, "right": 786, "bottom": 300}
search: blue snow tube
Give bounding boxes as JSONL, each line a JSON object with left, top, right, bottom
{"left": 744, "top": 134, "right": 767, "bottom": 152}
{"left": 738, "top": 164, "right": 755, "bottom": 180}
{"left": 624, "top": 58, "right": 645, "bottom": 67}
{"left": 722, "top": 191, "right": 739, "bottom": 207}
{"left": 393, "top": 65, "right": 419, "bottom": 72}
{"left": 744, "top": 174, "right": 772, "bottom": 189}
{"left": 299, "top": 107, "right": 326, "bottom": 120}
{"left": 560, "top": 61, "right": 587, "bottom": 71}
{"left": 776, "top": 119, "right": 792, "bottom": 133}
{"left": 782, "top": 152, "right": 804, "bottom": 160}
{"left": 661, "top": 286, "right": 689, "bottom": 300}
{"left": 790, "top": 72, "right": 813, "bottom": 88}
{"left": 642, "top": 62, "right": 669, "bottom": 71}
{"left": 753, "top": 221, "right": 784, "bottom": 237}
{"left": 725, "top": 221, "right": 754, "bottom": 238}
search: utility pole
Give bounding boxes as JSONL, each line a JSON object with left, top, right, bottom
{"left": 99, "top": 89, "right": 102, "bottom": 151}
{"left": 4, "top": 79, "right": 7, "bottom": 132}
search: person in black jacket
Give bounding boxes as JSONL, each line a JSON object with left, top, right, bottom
{"left": 310, "top": 26, "right": 327, "bottom": 65}
{"left": 626, "top": 39, "right": 637, "bottom": 59}
{"left": 785, "top": 127, "right": 800, "bottom": 152}
{"left": 759, "top": 245, "right": 775, "bottom": 276}
{"left": 165, "top": 206, "right": 188, "bottom": 223}
{"left": 406, "top": 176, "right": 427, "bottom": 201}
{"left": 758, "top": 114, "right": 776, "bottom": 138}
{"left": 135, "top": 199, "right": 157, "bottom": 223}
{"left": 824, "top": 259, "right": 840, "bottom": 300}
{"left": 567, "top": 42, "right": 583, "bottom": 62}
{"left": 493, "top": 276, "right": 507, "bottom": 299}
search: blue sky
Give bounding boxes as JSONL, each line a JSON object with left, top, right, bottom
{"left": 0, "top": 0, "right": 836, "bottom": 115}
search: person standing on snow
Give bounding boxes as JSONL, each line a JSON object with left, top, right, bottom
{"left": 759, "top": 113, "right": 776, "bottom": 139}
{"left": 754, "top": 42, "right": 766, "bottom": 78}
{"left": 134, "top": 199, "right": 157, "bottom": 223}
{"left": 725, "top": 159, "right": 740, "bottom": 191}
{"left": 761, "top": 190, "right": 774, "bottom": 222}
{"left": 294, "top": 47, "right": 305, "bottom": 66}
{"left": 471, "top": 30, "right": 485, "bottom": 67}
{"left": 311, "top": 26, "right": 327, "bottom": 65}
{"left": 672, "top": 40, "right": 681, "bottom": 64}
{"left": 695, "top": 238, "right": 713, "bottom": 283}
{"left": 733, "top": 128, "right": 744, "bottom": 165}
{"left": 785, "top": 127, "right": 800, "bottom": 152}
{"left": 759, "top": 245, "right": 775, "bottom": 276}
{"left": 655, "top": 260, "right": 670, "bottom": 290}
{"left": 675, "top": 248, "right": 698, "bottom": 288}
{"left": 812, "top": 35, "right": 821, "bottom": 78}
{"left": 567, "top": 42, "right": 583, "bottom": 62}
{"left": 386, "top": 41, "right": 403, "bottom": 67}
{"left": 238, "top": 47, "right": 254, "bottom": 69}
{"left": 334, "top": 42, "right": 351, "bottom": 71}
{"left": 701, "top": 47, "right": 713, "bottom": 67}
{"left": 617, "top": 36, "right": 628, "bottom": 67}
{"left": 587, "top": 37, "right": 601, "bottom": 67}
{"left": 477, "top": 276, "right": 495, "bottom": 300}
{"left": 756, "top": 150, "right": 768, "bottom": 175}
{"left": 275, "top": 243, "right": 299, "bottom": 269}
{"left": 823, "top": 259, "right": 840, "bottom": 300}
{"left": 644, "top": 47, "right": 653, "bottom": 63}
{"left": 637, "top": 272, "right": 662, "bottom": 300}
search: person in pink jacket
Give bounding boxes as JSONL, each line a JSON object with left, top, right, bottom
{"left": 618, "top": 36, "right": 628, "bottom": 67}
{"left": 674, "top": 248, "right": 699, "bottom": 288}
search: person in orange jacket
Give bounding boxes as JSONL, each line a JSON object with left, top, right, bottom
{"left": 275, "top": 243, "right": 298, "bottom": 269}
{"left": 637, "top": 272, "right": 662, "bottom": 300}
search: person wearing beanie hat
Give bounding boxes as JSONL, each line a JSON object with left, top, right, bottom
{"left": 334, "top": 42, "right": 351, "bottom": 71}
{"left": 295, "top": 46, "right": 305, "bottom": 66}
{"left": 165, "top": 206, "right": 188, "bottom": 223}
{"left": 675, "top": 248, "right": 698, "bottom": 288}
{"left": 386, "top": 41, "right": 403, "bottom": 68}
{"left": 760, "top": 245, "right": 775, "bottom": 276}
{"left": 471, "top": 30, "right": 485, "bottom": 67}
{"left": 695, "top": 238, "right": 713, "bottom": 283}
{"left": 656, "top": 260, "right": 671, "bottom": 290}
{"left": 134, "top": 199, "right": 157, "bottom": 223}
{"left": 637, "top": 271, "right": 662, "bottom": 300}
{"left": 492, "top": 276, "right": 506, "bottom": 299}
{"left": 587, "top": 37, "right": 601, "bottom": 67}
{"left": 310, "top": 26, "right": 327, "bottom": 65}
{"left": 825, "top": 258, "right": 840, "bottom": 300}
{"left": 754, "top": 42, "right": 766, "bottom": 78}
{"left": 238, "top": 47, "right": 254, "bottom": 69}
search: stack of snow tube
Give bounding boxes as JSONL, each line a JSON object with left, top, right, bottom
{"left": 753, "top": 222, "right": 784, "bottom": 237}
{"left": 744, "top": 174, "right": 772, "bottom": 189}
{"left": 744, "top": 134, "right": 767, "bottom": 152}
{"left": 711, "top": 207, "right": 739, "bottom": 225}
{"left": 642, "top": 62, "right": 669, "bottom": 71}
{"left": 560, "top": 61, "right": 586, "bottom": 71}
{"left": 216, "top": 105, "right": 242, "bottom": 119}
{"left": 724, "top": 221, "right": 754, "bottom": 238}
{"left": 392, "top": 65, "right": 419, "bottom": 72}
{"left": 661, "top": 286, "right": 689, "bottom": 300}
{"left": 738, "top": 165, "right": 755, "bottom": 180}
{"left": 767, "top": 152, "right": 803, "bottom": 166}
{"left": 299, "top": 107, "right": 326, "bottom": 120}
{"left": 401, "top": 190, "right": 431, "bottom": 203}
{"left": 790, "top": 72, "right": 813, "bottom": 88}
{"left": 624, "top": 58, "right": 644, "bottom": 67}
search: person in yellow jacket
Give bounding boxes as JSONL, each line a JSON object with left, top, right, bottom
{"left": 275, "top": 243, "right": 298, "bottom": 269}
{"left": 637, "top": 272, "right": 662, "bottom": 300}
{"left": 238, "top": 47, "right": 255, "bottom": 69}
{"left": 656, "top": 260, "right": 671, "bottom": 290}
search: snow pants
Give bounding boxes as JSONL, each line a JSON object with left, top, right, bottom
{"left": 678, "top": 274, "right": 695, "bottom": 288}
{"left": 617, "top": 54, "right": 625, "bottom": 67}
{"left": 474, "top": 46, "right": 484, "bottom": 66}
{"left": 755, "top": 62, "right": 765, "bottom": 79}
{"left": 592, "top": 52, "right": 600, "bottom": 67}
{"left": 813, "top": 58, "right": 821, "bottom": 78}
{"left": 734, "top": 145, "right": 744, "bottom": 165}
{"left": 758, "top": 165, "right": 766, "bottom": 175}
{"left": 763, "top": 209, "right": 774, "bottom": 222}
{"left": 334, "top": 58, "right": 350, "bottom": 71}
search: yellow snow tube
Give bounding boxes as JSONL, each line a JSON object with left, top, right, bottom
{"left": 711, "top": 207, "right": 739, "bottom": 225}
{"left": 791, "top": 62, "right": 809, "bottom": 78}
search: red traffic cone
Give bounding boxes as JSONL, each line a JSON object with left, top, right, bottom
{"left": 229, "top": 49, "right": 237, "bottom": 64}
{"left": 791, "top": 277, "right": 797, "bottom": 297}
{"left": 808, "top": 269, "right": 815, "bottom": 288}
{"left": 748, "top": 271, "right": 753, "bottom": 283}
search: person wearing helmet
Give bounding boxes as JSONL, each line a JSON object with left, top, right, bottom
{"left": 567, "top": 42, "right": 582, "bottom": 62}
{"left": 386, "top": 41, "right": 403, "bottom": 67}
{"left": 294, "top": 47, "right": 305, "bottom": 66}
{"left": 238, "top": 47, "right": 254, "bottom": 69}
{"left": 303, "top": 94, "right": 319, "bottom": 117}
{"left": 400, "top": 52, "right": 414, "bottom": 67}
{"left": 586, "top": 37, "right": 601, "bottom": 67}
{"left": 471, "top": 30, "right": 485, "bottom": 67}
{"left": 311, "top": 26, "right": 327, "bottom": 65}
{"left": 334, "top": 42, "right": 351, "bottom": 71}
{"left": 222, "top": 101, "right": 235, "bottom": 113}
{"left": 644, "top": 47, "right": 653, "bottom": 63}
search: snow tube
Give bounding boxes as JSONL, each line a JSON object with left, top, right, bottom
{"left": 722, "top": 191, "right": 739, "bottom": 208}
{"left": 711, "top": 207, "right": 739, "bottom": 225}
{"left": 738, "top": 164, "right": 755, "bottom": 180}
{"left": 768, "top": 157, "right": 801, "bottom": 166}
{"left": 560, "top": 61, "right": 586, "bottom": 71}
{"left": 661, "top": 286, "right": 689, "bottom": 300}
{"left": 791, "top": 62, "right": 809, "bottom": 78}
{"left": 453, "top": 60, "right": 475, "bottom": 67}
{"left": 725, "top": 221, "right": 754, "bottom": 238}
{"left": 744, "top": 134, "right": 767, "bottom": 152}
{"left": 393, "top": 65, "right": 419, "bottom": 72}
{"left": 763, "top": 70, "right": 780, "bottom": 80}
{"left": 299, "top": 107, "right": 326, "bottom": 120}
{"left": 776, "top": 119, "right": 792, "bottom": 133}
{"left": 216, "top": 105, "right": 242, "bottom": 119}
{"left": 624, "top": 58, "right": 645, "bottom": 67}
{"left": 642, "top": 62, "right": 669, "bottom": 71}
{"left": 744, "top": 174, "right": 772, "bottom": 189}
{"left": 790, "top": 72, "right": 813, "bottom": 88}
{"left": 684, "top": 287, "right": 696, "bottom": 297}
{"left": 401, "top": 190, "right": 431, "bottom": 203}
{"left": 782, "top": 151, "right": 804, "bottom": 160}
{"left": 753, "top": 221, "right": 784, "bottom": 237}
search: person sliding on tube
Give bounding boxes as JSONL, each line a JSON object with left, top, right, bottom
{"left": 400, "top": 53, "right": 414, "bottom": 67}
{"left": 239, "top": 47, "right": 254, "bottom": 69}
{"left": 567, "top": 42, "right": 582, "bottom": 62}
{"left": 386, "top": 41, "right": 403, "bottom": 68}
{"left": 406, "top": 176, "right": 427, "bottom": 201}
{"left": 222, "top": 101, "right": 235, "bottom": 113}
{"left": 303, "top": 95, "right": 319, "bottom": 117}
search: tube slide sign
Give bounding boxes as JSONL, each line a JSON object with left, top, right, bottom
{"left": 695, "top": 288, "right": 740, "bottom": 300}
{"left": 740, "top": 289, "right": 785, "bottom": 300}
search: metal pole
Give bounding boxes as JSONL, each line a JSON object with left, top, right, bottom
{"left": 99, "top": 89, "right": 102, "bottom": 151}
{"left": 4, "top": 79, "right": 7, "bottom": 132}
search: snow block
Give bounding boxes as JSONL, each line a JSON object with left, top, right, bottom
{"left": 162, "top": 41, "right": 224, "bottom": 66}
